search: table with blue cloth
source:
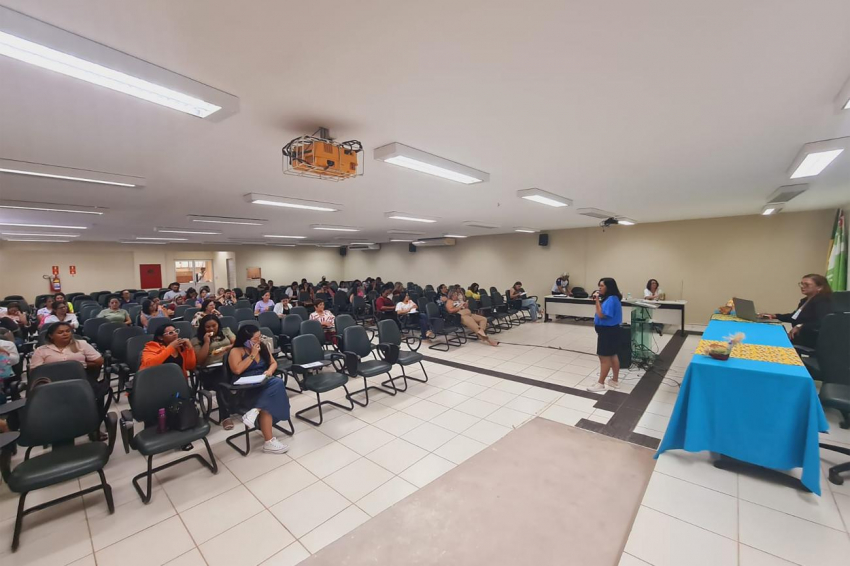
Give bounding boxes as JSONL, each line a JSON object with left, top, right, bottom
{"left": 656, "top": 319, "right": 829, "bottom": 494}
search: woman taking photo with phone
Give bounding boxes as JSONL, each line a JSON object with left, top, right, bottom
{"left": 587, "top": 277, "right": 623, "bottom": 392}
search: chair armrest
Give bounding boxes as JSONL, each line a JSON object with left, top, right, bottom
{"left": 0, "top": 435, "right": 18, "bottom": 484}
{"left": 196, "top": 388, "right": 214, "bottom": 418}
{"left": 403, "top": 335, "right": 422, "bottom": 352}
{"left": 342, "top": 351, "right": 359, "bottom": 376}
{"left": 104, "top": 411, "right": 118, "bottom": 455}
{"left": 0, "top": 398, "right": 26, "bottom": 417}
{"left": 376, "top": 343, "right": 400, "bottom": 364}
{"left": 119, "top": 409, "right": 134, "bottom": 454}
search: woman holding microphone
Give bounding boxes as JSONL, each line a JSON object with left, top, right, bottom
{"left": 587, "top": 277, "right": 623, "bottom": 392}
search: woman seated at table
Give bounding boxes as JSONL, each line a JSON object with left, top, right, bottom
{"left": 192, "top": 299, "right": 221, "bottom": 327}
{"left": 227, "top": 325, "right": 290, "bottom": 454}
{"left": 644, "top": 279, "right": 664, "bottom": 300}
{"left": 140, "top": 323, "right": 197, "bottom": 377}
{"left": 40, "top": 301, "right": 79, "bottom": 330}
{"left": 97, "top": 297, "right": 132, "bottom": 325}
{"left": 192, "top": 314, "right": 236, "bottom": 430}
{"left": 760, "top": 273, "right": 835, "bottom": 349}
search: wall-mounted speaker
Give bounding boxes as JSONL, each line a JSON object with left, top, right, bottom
{"left": 339, "top": 246, "right": 347, "bottom": 257}
{"left": 409, "top": 243, "right": 417, "bottom": 253}
{"left": 538, "top": 234, "right": 549, "bottom": 246}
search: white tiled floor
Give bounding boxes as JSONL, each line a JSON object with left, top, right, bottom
{"left": 2, "top": 320, "right": 848, "bottom": 565}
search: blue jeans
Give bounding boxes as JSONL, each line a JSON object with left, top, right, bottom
{"left": 522, "top": 298, "right": 539, "bottom": 321}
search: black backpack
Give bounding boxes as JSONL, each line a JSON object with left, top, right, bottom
{"left": 166, "top": 393, "right": 199, "bottom": 431}
{"left": 571, "top": 287, "right": 589, "bottom": 298}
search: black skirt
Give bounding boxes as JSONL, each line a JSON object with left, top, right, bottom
{"left": 595, "top": 325, "right": 621, "bottom": 356}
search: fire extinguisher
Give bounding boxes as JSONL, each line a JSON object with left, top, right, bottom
{"left": 43, "top": 274, "right": 62, "bottom": 292}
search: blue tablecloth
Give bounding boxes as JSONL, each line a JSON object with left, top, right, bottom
{"left": 656, "top": 320, "right": 829, "bottom": 494}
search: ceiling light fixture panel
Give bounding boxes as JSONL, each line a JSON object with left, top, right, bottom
{"left": 761, "top": 204, "right": 783, "bottom": 216}
{"left": 136, "top": 236, "right": 187, "bottom": 241}
{"left": 0, "top": 222, "right": 86, "bottom": 229}
{"left": 311, "top": 225, "right": 360, "bottom": 232}
{"left": 245, "top": 193, "right": 342, "bottom": 212}
{"left": 462, "top": 221, "right": 499, "bottom": 229}
{"left": 0, "top": 199, "right": 107, "bottom": 215}
{"left": 188, "top": 215, "right": 267, "bottom": 226}
{"left": 514, "top": 227, "right": 539, "bottom": 233}
{"left": 766, "top": 184, "right": 808, "bottom": 205}
{"left": 443, "top": 234, "right": 467, "bottom": 238}
{"left": 516, "top": 188, "right": 573, "bottom": 208}
{"left": 374, "top": 143, "right": 489, "bottom": 184}
{"left": 384, "top": 211, "right": 438, "bottom": 223}
{"left": 263, "top": 234, "right": 306, "bottom": 239}
{"left": 576, "top": 208, "right": 617, "bottom": 220}
{"left": 787, "top": 138, "right": 848, "bottom": 179}
{"left": 836, "top": 75, "right": 850, "bottom": 112}
{"left": 1, "top": 231, "right": 80, "bottom": 237}
{"left": 155, "top": 227, "right": 221, "bottom": 235}
{"left": 3, "top": 238, "right": 70, "bottom": 242}
{"left": 0, "top": 7, "right": 238, "bottom": 120}
{"left": 0, "top": 158, "right": 144, "bottom": 187}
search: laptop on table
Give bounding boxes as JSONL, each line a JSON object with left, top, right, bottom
{"left": 732, "top": 297, "right": 782, "bottom": 323}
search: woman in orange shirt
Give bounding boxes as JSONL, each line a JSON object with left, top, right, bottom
{"left": 140, "top": 323, "right": 197, "bottom": 377}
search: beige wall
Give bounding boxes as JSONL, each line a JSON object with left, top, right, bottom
{"left": 234, "top": 247, "right": 343, "bottom": 289}
{"left": 343, "top": 210, "right": 836, "bottom": 324}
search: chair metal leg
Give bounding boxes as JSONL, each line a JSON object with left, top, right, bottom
{"left": 11, "top": 492, "right": 26, "bottom": 552}
{"left": 226, "top": 416, "right": 295, "bottom": 456}
{"left": 132, "top": 444, "right": 218, "bottom": 503}
{"left": 296, "top": 387, "right": 355, "bottom": 426}
{"left": 98, "top": 469, "right": 115, "bottom": 514}
{"left": 403, "top": 361, "right": 429, "bottom": 384}
{"left": 348, "top": 374, "right": 398, "bottom": 407}
{"left": 382, "top": 370, "right": 408, "bottom": 392}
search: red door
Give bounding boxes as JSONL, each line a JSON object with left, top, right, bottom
{"left": 139, "top": 264, "right": 163, "bottom": 289}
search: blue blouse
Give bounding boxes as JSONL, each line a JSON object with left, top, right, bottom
{"left": 594, "top": 296, "right": 622, "bottom": 327}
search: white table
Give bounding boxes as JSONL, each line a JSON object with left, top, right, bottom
{"left": 543, "top": 296, "right": 688, "bottom": 335}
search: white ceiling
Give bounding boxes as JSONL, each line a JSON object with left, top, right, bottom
{"left": 1, "top": 0, "right": 849, "bottom": 245}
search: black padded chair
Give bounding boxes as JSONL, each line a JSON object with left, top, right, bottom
{"left": 83, "top": 317, "right": 108, "bottom": 343}
{"left": 334, "top": 314, "right": 357, "bottom": 352}
{"left": 183, "top": 307, "right": 200, "bottom": 322}
{"left": 95, "top": 322, "right": 124, "bottom": 371}
{"left": 107, "top": 326, "right": 145, "bottom": 400}
{"left": 820, "top": 383, "right": 850, "bottom": 486}
{"left": 234, "top": 308, "right": 254, "bottom": 323}
{"left": 172, "top": 305, "right": 190, "bottom": 320}
{"left": 120, "top": 364, "right": 217, "bottom": 503}
{"left": 278, "top": 314, "right": 302, "bottom": 357}
{"left": 258, "top": 311, "right": 281, "bottom": 335}
{"left": 471, "top": 295, "right": 500, "bottom": 336}
{"left": 378, "top": 319, "right": 428, "bottom": 385}
{"left": 219, "top": 315, "right": 237, "bottom": 335}
{"left": 218, "top": 351, "right": 294, "bottom": 456}
{"left": 173, "top": 321, "right": 194, "bottom": 342}
{"left": 488, "top": 292, "right": 516, "bottom": 329}
{"left": 332, "top": 291, "right": 350, "bottom": 314}
{"left": 290, "top": 306, "right": 308, "bottom": 321}
{"left": 233, "top": 288, "right": 244, "bottom": 299}
{"left": 0, "top": 380, "right": 116, "bottom": 551}
{"left": 351, "top": 296, "right": 374, "bottom": 326}
{"left": 234, "top": 299, "right": 251, "bottom": 310}
{"left": 300, "top": 320, "right": 345, "bottom": 370}
{"left": 145, "top": 316, "right": 172, "bottom": 336}
{"left": 115, "top": 334, "right": 154, "bottom": 398}
{"left": 218, "top": 305, "right": 236, "bottom": 318}
{"left": 801, "top": 313, "right": 850, "bottom": 385}
{"left": 291, "top": 334, "right": 353, "bottom": 426}
{"left": 425, "top": 302, "right": 465, "bottom": 351}
{"left": 341, "top": 325, "right": 398, "bottom": 406}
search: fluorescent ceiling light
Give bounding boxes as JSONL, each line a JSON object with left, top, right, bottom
{"left": 516, "top": 188, "right": 572, "bottom": 208}
{"left": 577, "top": 208, "right": 617, "bottom": 220}
{"left": 263, "top": 235, "right": 306, "bottom": 239}
{"left": 462, "top": 221, "right": 499, "bottom": 229}
{"left": 136, "top": 236, "right": 187, "bottom": 241}
{"left": 616, "top": 218, "right": 636, "bottom": 226}
{"left": 189, "top": 215, "right": 266, "bottom": 226}
{"left": 1, "top": 232, "right": 80, "bottom": 237}
{"left": 0, "top": 200, "right": 106, "bottom": 215}
{"left": 443, "top": 234, "right": 467, "bottom": 238}
{"left": 514, "top": 228, "right": 539, "bottom": 233}
{"left": 245, "top": 193, "right": 341, "bottom": 212}
{"left": 120, "top": 240, "right": 166, "bottom": 245}
{"left": 312, "top": 225, "right": 359, "bottom": 232}
{"left": 4, "top": 238, "right": 69, "bottom": 242}
{"left": 0, "top": 158, "right": 143, "bottom": 187}
{"left": 766, "top": 184, "right": 808, "bottom": 204}
{"left": 385, "top": 211, "right": 438, "bottom": 223}
{"left": 787, "top": 138, "right": 848, "bottom": 179}
{"left": 374, "top": 143, "right": 489, "bottom": 184}
{"left": 761, "top": 204, "right": 783, "bottom": 216}
{"left": 836, "top": 76, "right": 850, "bottom": 111}
{"left": 0, "top": 222, "right": 86, "bottom": 229}
{"left": 0, "top": 7, "right": 238, "bottom": 119}
{"left": 267, "top": 244, "right": 296, "bottom": 247}
{"left": 350, "top": 242, "right": 375, "bottom": 245}
{"left": 387, "top": 229, "right": 425, "bottom": 236}
{"left": 155, "top": 227, "right": 221, "bottom": 235}
{"left": 412, "top": 241, "right": 426, "bottom": 245}
{"left": 390, "top": 239, "right": 413, "bottom": 242}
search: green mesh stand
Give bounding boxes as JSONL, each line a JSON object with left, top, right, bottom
{"left": 631, "top": 306, "right": 656, "bottom": 365}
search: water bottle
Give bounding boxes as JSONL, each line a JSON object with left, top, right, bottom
{"left": 626, "top": 292, "right": 632, "bottom": 301}
{"left": 157, "top": 408, "right": 166, "bottom": 433}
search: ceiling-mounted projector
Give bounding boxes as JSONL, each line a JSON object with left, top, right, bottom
{"left": 282, "top": 127, "right": 363, "bottom": 181}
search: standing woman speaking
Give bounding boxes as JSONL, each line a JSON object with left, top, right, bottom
{"left": 587, "top": 277, "right": 623, "bottom": 392}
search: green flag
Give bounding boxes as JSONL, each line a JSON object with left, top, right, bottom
{"left": 826, "top": 209, "right": 847, "bottom": 291}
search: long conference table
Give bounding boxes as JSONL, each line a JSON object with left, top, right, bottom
{"left": 543, "top": 295, "right": 688, "bottom": 335}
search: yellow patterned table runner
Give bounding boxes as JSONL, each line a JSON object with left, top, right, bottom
{"left": 711, "top": 314, "right": 760, "bottom": 323}
{"left": 696, "top": 340, "right": 803, "bottom": 366}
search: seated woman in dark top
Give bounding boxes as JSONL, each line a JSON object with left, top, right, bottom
{"left": 761, "top": 273, "right": 835, "bottom": 348}
{"left": 227, "top": 324, "right": 290, "bottom": 454}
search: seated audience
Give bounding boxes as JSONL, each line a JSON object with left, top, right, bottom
{"left": 98, "top": 297, "right": 132, "bottom": 325}
{"left": 41, "top": 301, "right": 80, "bottom": 330}
{"left": 761, "top": 273, "right": 835, "bottom": 348}
{"left": 163, "top": 282, "right": 184, "bottom": 301}
{"left": 197, "top": 287, "right": 212, "bottom": 305}
{"left": 446, "top": 290, "right": 498, "bottom": 346}
{"left": 36, "top": 297, "right": 54, "bottom": 323}
{"left": 0, "top": 302, "right": 30, "bottom": 339}
{"left": 54, "top": 292, "right": 74, "bottom": 312}
{"left": 140, "top": 299, "right": 167, "bottom": 332}
{"left": 254, "top": 291, "right": 275, "bottom": 315}
{"left": 155, "top": 297, "right": 175, "bottom": 317}
{"left": 227, "top": 325, "right": 290, "bottom": 454}
{"left": 140, "top": 323, "right": 197, "bottom": 377}
{"left": 219, "top": 289, "right": 236, "bottom": 306}
{"left": 644, "top": 279, "right": 663, "bottom": 300}
{"left": 309, "top": 300, "right": 336, "bottom": 341}
{"left": 119, "top": 289, "right": 136, "bottom": 306}
{"left": 192, "top": 314, "right": 236, "bottom": 430}
{"left": 337, "top": 281, "right": 349, "bottom": 294}
{"left": 0, "top": 328, "right": 20, "bottom": 388}
{"left": 31, "top": 322, "right": 108, "bottom": 436}
{"left": 375, "top": 287, "right": 399, "bottom": 325}
{"left": 192, "top": 299, "right": 221, "bottom": 327}
{"left": 348, "top": 283, "right": 366, "bottom": 300}
{"left": 184, "top": 288, "right": 200, "bottom": 307}
{"left": 274, "top": 296, "right": 291, "bottom": 317}
{"left": 396, "top": 293, "right": 435, "bottom": 339}
{"left": 319, "top": 282, "right": 335, "bottom": 297}
{"left": 392, "top": 282, "right": 405, "bottom": 301}
{"left": 285, "top": 282, "right": 298, "bottom": 299}
{"left": 509, "top": 281, "right": 541, "bottom": 322}
{"left": 465, "top": 283, "right": 481, "bottom": 300}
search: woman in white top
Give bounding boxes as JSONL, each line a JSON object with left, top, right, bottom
{"left": 273, "top": 297, "right": 291, "bottom": 317}
{"left": 395, "top": 293, "right": 434, "bottom": 339}
{"left": 40, "top": 302, "right": 79, "bottom": 330}
{"left": 644, "top": 279, "right": 663, "bottom": 300}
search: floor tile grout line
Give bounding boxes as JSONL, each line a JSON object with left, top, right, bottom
{"left": 653, "top": 469, "right": 738, "bottom": 499}
{"left": 639, "top": 503, "right": 739, "bottom": 544}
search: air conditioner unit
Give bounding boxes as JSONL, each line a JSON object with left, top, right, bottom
{"left": 410, "top": 238, "right": 456, "bottom": 247}
{"left": 349, "top": 243, "right": 381, "bottom": 251}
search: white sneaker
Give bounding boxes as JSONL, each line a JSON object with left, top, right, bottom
{"left": 241, "top": 408, "right": 260, "bottom": 429}
{"left": 586, "top": 382, "right": 606, "bottom": 392}
{"left": 606, "top": 379, "right": 620, "bottom": 389}
{"left": 263, "top": 437, "right": 289, "bottom": 454}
